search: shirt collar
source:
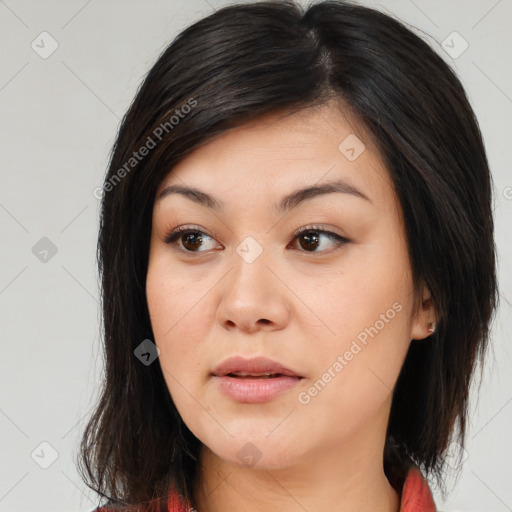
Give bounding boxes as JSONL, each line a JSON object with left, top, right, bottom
{"left": 167, "top": 465, "right": 437, "bottom": 511}
{"left": 399, "top": 466, "right": 437, "bottom": 511}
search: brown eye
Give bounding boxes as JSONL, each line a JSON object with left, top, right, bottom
{"left": 297, "top": 231, "right": 321, "bottom": 251}
{"left": 180, "top": 231, "right": 204, "bottom": 251}
{"left": 291, "top": 226, "right": 349, "bottom": 254}
{"left": 164, "top": 227, "right": 218, "bottom": 252}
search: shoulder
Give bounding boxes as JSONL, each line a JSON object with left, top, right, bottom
{"left": 399, "top": 466, "right": 437, "bottom": 512}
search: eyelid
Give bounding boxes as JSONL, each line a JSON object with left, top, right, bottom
{"left": 290, "top": 222, "right": 347, "bottom": 240}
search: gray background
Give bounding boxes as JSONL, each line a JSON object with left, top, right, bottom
{"left": 0, "top": 0, "right": 511, "bottom": 510}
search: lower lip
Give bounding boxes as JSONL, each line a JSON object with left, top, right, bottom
{"left": 212, "top": 375, "right": 303, "bottom": 403}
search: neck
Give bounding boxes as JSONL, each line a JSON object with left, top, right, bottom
{"left": 191, "top": 403, "right": 400, "bottom": 512}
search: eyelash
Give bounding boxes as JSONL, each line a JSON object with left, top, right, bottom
{"left": 162, "top": 224, "right": 349, "bottom": 255}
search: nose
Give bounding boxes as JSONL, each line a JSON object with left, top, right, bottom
{"left": 216, "top": 239, "right": 290, "bottom": 334}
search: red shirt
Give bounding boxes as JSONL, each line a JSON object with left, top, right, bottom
{"left": 95, "top": 465, "right": 436, "bottom": 511}
{"left": 398, "top": 466, "right": 437, "bottom": 511}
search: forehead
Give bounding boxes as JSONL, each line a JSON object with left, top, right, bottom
{"left": 155, "top": 104, "right": 395, "bottom": 213}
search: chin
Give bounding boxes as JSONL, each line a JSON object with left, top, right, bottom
{"left": 197, "top": 429, "right": 306, "bottom": 471}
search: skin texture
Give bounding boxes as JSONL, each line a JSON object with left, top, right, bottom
{"left": 146, "top": 104, "right": 437, "bottom": 512}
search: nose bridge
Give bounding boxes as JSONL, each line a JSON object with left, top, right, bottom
{"left": 229, "top": 233, "right": 274, "bottom": 297}
{"left": 217, "top": 233, "right": 288, "bottom": 331}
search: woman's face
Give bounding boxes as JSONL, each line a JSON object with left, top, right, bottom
{"left": 146, "top": 105, "right": 432, "bottom": 470}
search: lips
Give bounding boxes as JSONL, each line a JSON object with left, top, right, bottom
{"left": 211, "top": 356, "right": 304, "bottom": 403}
{"left": 212, "top": 356, "right": 303, "bottom": 379}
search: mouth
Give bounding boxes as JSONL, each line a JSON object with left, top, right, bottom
{"left": 210, "top": 356, "right": 304, "bottom": 403}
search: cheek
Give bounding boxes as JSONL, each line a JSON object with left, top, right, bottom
{"left": 297, "top": 244, "right": 413, "bottom": 416}
{"left": 296, "top": 294, "right": 411, "bottom": 443}
{"left": 299, "top": 238, "right": 411, "bottom": 349}
{"left": 146, "top": 244, "right": 211, "bottom": 338}
{"left": 145, "top": 253, "right": 209, "bottom": 394}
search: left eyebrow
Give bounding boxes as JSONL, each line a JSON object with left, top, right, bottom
{"left": 274, "top": 177, "right": 372, "bottom": 213}
{"left": 156, "top": 177, "right": 372, "bottom": 213}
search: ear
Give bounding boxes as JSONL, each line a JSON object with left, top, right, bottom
{"left": 410, "top": 284, "right": 438, "bottom": 341}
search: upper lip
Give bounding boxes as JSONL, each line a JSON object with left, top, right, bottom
{"left": 212, "top": 356, "right": 303, "bottom": 378}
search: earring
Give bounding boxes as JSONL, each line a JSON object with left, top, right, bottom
{"left": 428, "top": 322, "right": 436, "bottom": 333}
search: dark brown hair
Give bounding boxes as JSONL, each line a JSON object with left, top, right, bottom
{"left": 78, "top": 0, "right": 499, "bottom": 509}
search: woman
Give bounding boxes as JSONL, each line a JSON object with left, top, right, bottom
{"left": 79, "top": 1, "right": 498, "bottom": 511}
